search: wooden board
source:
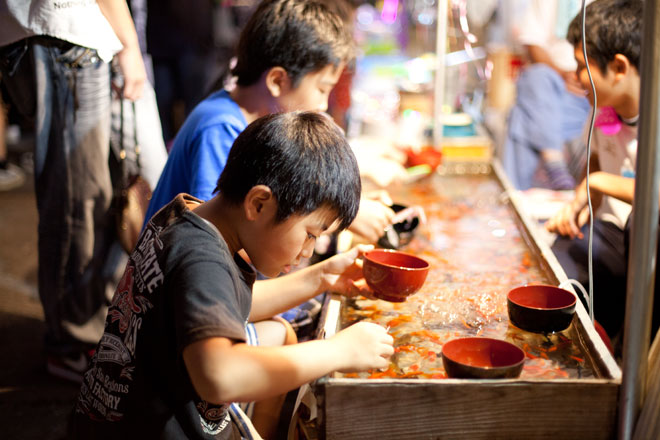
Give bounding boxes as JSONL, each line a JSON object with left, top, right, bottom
{"left": 317, "top": 378, "right": 618, "bottom": 440}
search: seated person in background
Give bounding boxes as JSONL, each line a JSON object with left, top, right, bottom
{"left": 545, "top": 0, "right": 641, "bottom": 345}
{"left": 502, "top": 0, "right": 591, "bottom": 191}
{"left": 145, "top": 0, "right": 396, "bottom": 245}
{"left": 69, "top": 111, "right": 394, "bottom": 439}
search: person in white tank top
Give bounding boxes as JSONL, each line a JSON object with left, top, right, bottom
{"left": 0, "top": 0, "right": 146, "bottom": 381}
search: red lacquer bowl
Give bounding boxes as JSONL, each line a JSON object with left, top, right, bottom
{"left": 507, "top": 284, "right": 577, "bottom": 333}
{"left": 441, "top": 337, "right": 525, "bottom": 379}
{"left": 362, "top": 249, "right": 429, "bottom": 302}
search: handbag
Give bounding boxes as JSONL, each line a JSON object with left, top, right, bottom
{"left": 111, "top": 99, "right": 152, "bottom": 254}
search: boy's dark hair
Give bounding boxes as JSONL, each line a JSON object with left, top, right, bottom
{"left": 567, "top": 0, "right": 643, "bottom": 72}
{"left": 215, "top": 111, "right": 361, "bottom": 230}
{"left": 231, "top": 0, "right": 355, "bottom": 88}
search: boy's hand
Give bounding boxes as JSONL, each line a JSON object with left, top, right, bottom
{"left": 348, "top": 194, "right": 396, "bottom": 243}
{"left": 329, "top": 322, "right": 394, "bottom": 372}
{"left": 319, "top": 244, "right": 376, "bottom": 298}
{"left": 545, "top": 200, "right": 588, "bottom": 239}
{"left": 545, "top": 179, "right": 595, "bottom": 239}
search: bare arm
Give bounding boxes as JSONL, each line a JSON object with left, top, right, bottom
{"left": 249, "top": 245, "right": 373, "bottom": 321}
{"left": 526, "top": 44, "right": 561, "bottom": 72}
{"left": 183, "top": 322, "right": 393, "bottom": 403}
{"left": 588, "top": 172, "right": 635, "bottom": 204}
{"left": 97, "top": 0, "right": 146, "bottom": 100}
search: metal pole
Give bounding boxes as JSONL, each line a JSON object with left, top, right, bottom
{"left": 434, "top": 0, "right": 448, "bottom": 147}
{"left": 619, "top": 0, "right": 660, "bottom": 437}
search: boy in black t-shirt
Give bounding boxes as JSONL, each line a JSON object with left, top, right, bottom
{"left": 69, "top": 112, "right": 394, "bottom": 439}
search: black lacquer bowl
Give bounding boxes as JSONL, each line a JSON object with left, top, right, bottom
{"left": 507, "top": 284, "right": 577, "bottom": 333}
{"left": 441, "top": 337, "right": 525, "bottom": 379}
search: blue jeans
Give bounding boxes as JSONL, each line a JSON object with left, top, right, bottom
{"left": 1, "top": 37, "right": 120, "bottom": 355}
{"left": 502, "top": 64, "right": 591, "bottom": 190}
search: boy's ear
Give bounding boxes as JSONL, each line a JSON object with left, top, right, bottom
{"left": 244, "top": 185, "right": 275, "bottom": 221}
{"left": 611, "top": 54, "right": 631, "bottom": 79}
{"left": 265, "top": 66, "right": 290, "bottom": 98}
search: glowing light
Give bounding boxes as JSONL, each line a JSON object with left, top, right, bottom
{"left": 381, "top": 0, "right": 398, "bottom": 24}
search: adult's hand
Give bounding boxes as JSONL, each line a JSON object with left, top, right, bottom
{"left": 115, "top": 44, "right": 146, "bottom": 101}
{"left": 98, "top": 0, "right": 146, "bottom": 100}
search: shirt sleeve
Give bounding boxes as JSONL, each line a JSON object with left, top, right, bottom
{"left": 170, "top": 247, "right": 248, "bottom": 353}
{"left": 188, "top": 123, "right": 242, "bottom": 201}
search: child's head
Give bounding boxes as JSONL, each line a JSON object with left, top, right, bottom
{"left": 231, "top": 0, "right": 355, "bottom": 112}
{"left": 216, "top": 111, "right": 361, "bottom": 232}
{"left": 567, "top": 0, "right": 642, "bottom": 107}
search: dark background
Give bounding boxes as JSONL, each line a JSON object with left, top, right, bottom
{"left": 0, "top": 176, "right": 79, "bottom": 439}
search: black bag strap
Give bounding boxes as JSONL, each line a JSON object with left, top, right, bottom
{"left": 118, "top": 99, "right": 140, "bottom": 185}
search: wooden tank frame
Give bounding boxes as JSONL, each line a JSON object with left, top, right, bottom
{"left": 311, "top": 161, "right": 621, "bottom": 440}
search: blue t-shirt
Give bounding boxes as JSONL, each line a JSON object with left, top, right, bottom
{"left": 145, "top": 90, "right": 247, "bottom": 223}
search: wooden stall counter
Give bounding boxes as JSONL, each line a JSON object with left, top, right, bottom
{"left": 311, "top": 162, "right": 620, "bottom": 440}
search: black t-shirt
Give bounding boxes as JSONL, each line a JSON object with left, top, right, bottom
{"left": 69, "top": 194, "right": 256, "bottom": 439}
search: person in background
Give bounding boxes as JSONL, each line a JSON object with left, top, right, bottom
{"left": 0, "top": 90, "right": 24, "bottom": 191}
{"left": 69, "top": 111, "right": 394, "bottom": 439}
{"left": 321, "top": 0, "right": 359, "bottom": 131}
{"left": 502, "top": 0, "right": 592, "bottom": 191}
{"left": 145, "top": 0, "right": 396, "bottom": 246}
{"left": 546, "top": 0, "right": 642, "bottom": 346}
{"left": 146, "top": 0, "right": 223, "bottom": 143}
{"left": 0, "top": 0, "right": 146, "bottom": 382}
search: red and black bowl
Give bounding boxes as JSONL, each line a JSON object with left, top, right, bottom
{"left": 441, "top": 337, "right": 525, "bottom": 379}
{"left": 377, "top": 204, "right": 421, "bottom": 249}
{"left": 362, "top": 249, "right": 429, "bottom": 302}
{"left": 507, "top": 284, "right": 577, "bottom": 333}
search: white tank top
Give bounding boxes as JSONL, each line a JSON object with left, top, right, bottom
{"left": 0, "top": 0, "right": 122, "bottom": 61}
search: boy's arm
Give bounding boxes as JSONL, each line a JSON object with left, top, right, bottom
{"left": 249, "top": 245, "right": 372, "bottom": 322}
{"left": 97, "top": 0, "right": 146, "bottom": 100}
{"left": 183, "top": 321, "right": 393, "bottom": 404}
{"left": 546, "top": 171, "right": 634, "bottom": 239}
{"left": 588, "top": 172, "right": 635, "bottom": 204}
{"left": 546, "top": 154, "right": 602, "bottom": 238}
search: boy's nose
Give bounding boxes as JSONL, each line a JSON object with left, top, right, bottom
{"left": 300, "top": 241, "right": 315, "bottom": 259}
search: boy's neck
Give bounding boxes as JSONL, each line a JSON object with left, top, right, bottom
{"left": 230, "top": 84, "right": 272, "bottom": 125}
{"left": 191, "top": 196, "right": 243, "bottom": 255}
{"left": 614, "top": 93, "right": 639, "bottom": 121}
{"left": 613, "top": 74, "right": 640, "bottom": 121}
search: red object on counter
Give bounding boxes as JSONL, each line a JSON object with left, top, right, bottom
{"left": 362, "top": 249, "right": 429, "bottom": 302}
{"left": 441, "top": 337, "right": 525, "bottom": 379}
{"left": 405, "top": 146, "right": 443, "bottom": 171}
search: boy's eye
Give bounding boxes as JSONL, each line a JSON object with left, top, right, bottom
{"left": 307, "top": 233, "right": 317, "bottom": 241}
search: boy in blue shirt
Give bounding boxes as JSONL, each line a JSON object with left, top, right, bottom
{"left": 70, "top": 111, "right": 394, "bottom": 439}
{"left": 146, "top": 0, "right": 395, "bottom": 244}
